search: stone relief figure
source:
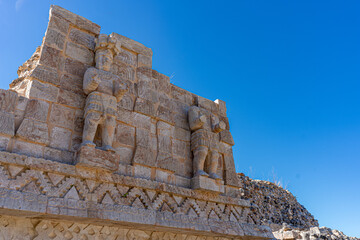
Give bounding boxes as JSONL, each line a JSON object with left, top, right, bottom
{"left": 81, "top": 34, "right": 127, "bottom": 152}
{"left": 188, "top": 105, "right": 226, "bottom": 179}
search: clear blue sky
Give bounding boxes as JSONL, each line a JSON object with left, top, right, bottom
{"left": 0, "top": 0, "right": 359, "bottom": 237}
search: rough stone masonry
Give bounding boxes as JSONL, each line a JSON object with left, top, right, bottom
{"left": 0, "top": 5, "right": 273, "bottom": 240}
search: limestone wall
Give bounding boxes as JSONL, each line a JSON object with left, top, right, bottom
{"left": 4, "top": 5, "right": 239, "bottom": 190}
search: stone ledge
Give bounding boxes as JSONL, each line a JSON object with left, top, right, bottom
{"left": 191, "top": 175, "right": 225, "bottom": 193}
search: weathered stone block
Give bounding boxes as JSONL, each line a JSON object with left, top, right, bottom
{"left": 156, "top": 169, "right": 175, "bottom": 184}
{"left": 0, "top": 135, "right": 10, "bottom": 151}
{"left": 215, "top": 99, "right": 226, "bottom": 116}
{"left": 114, "top": 48, "right": 137, "bottom": 66}
{"left": 39, "top": 45, "right": 62, "bottom": 69}
{"left": 134, "top": 98, "right": 156, "bottom": 117}
{"left": 175, "top": 175, "right": 191, "bottom": 188}
{"left": 110, "top": 33, "right": 153, "bottom": 57}
{"left": 49, "top": 103, "right": 75, "bottom": 129}
{"left": 23, "top": 99, "right": 49, "bottom": 122}
{"left": 65, "top": 42, "right": 94, "bottom": 65}
{"left": 16, "top": 119, "right": 49, "bottom": 144}
{"left": 113, "top": 145, "right": 134, "bottom": 165}
{"left": 59, "top": 73, "right": 83, "bottom": 94}
{"left": 76, "top": 145, "right": 120, "bottom": 172}
{"left": 191, "top": 175, "right": 224, "bottom": 193}
{"left": 0, "top": 89, "right": 18, "bottom": 113}
{"left": 68, "top": 28, "right": 96, "bottom": 50}
{"left": 29, "top": 65, "right": 59, "bottom": 86}
{"left": 138, "top": 54, "right": 152, "bottom": 68}
{"left": 156, "top": 152, "right": 178, "bottom": 172}
{"left": 48, "top": 14, "right": 69, "bottom": 34}
{"left": 115, "top": 122, "right": 135, "bottom": 147}
{"left": 12, "top": 139, "right": 44, "bottom": 158}
{"left": 43, "top": 147, "right": 74, "bottom": 164}
{"left": 157, "top": 121, "right": 174, "bottom": 137}
{"left": 110, "top": 62, "right": 135, "bottom": 81}
{"left": 0, "top": 111, "right": 15, "bottom": 137}
{"left": 157, "top": 105, "right": 174, "bottom": 124}
{"left": 133, "top": 146, "right": 156, "bottom": 166}
{"left": 134, "top": 164, "right": 152, "bottom": 180}
{"left": 44, "top": 28, "right": 66, "bottom": 50}
{"left": 118, "top": 93, "right": 134, "bottom": 111}
{"left": 58, "top": 89, "right": 85, "bottom": 109}
{"left": 49, "top": 126, "right": 72, "bottom": 150}
{"left": 220, "top": 130, "right": 235, "bottom": 146}
{"left": 27, "top": 80, "right": 59, "bottom": 102}
{"left": 172, "top": 139, "right": 187, "bottom": 158}
{"left": 173, "top": 126, "right": 190, "bottom": 141}
{"left": 64, "top": 57, "right": 89, "bottom": 77}
{"left": 158, "top": 135, "right": 171, "bottom": 154}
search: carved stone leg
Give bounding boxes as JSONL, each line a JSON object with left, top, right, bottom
{"left": 193, "top": 146, "right": 209, "bottom": 177}
{"left": 209, "top": 150, "right": 221, "bottom": 179}
{"left": 82, "top": 111, "right": 101, "bottom": 147}
{"left": 100, "top": 114, "right": 116, "bottom": 152}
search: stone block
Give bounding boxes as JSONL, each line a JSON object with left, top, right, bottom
{"left": 172, "top": 139, "right": 187, "bottom": 158}
{"left": 14, "top": 109, "right": 25, "bottom": 131}
{"left": 27, "top": 80, "right": 59, "bottom": 102}
{"left": 44, "top": 28, "right": 66, "bottom": 50}
{"left": 155, "top": 169, "right": 175, "bottom": 184}
{"left": 59, "top": 73, "right": 83, "bottom": 94}
{"left": 158, "top": 135, "right": 171, "bottom": 154}
{"left": 115, "top": 122, "right": 135, "bottom": 147}
{"left": 68, "top": 28, "right": 96, "bottom": 50}
{"left": 220, "top": 130, "right": 235, "bottom": 146}
{"left": 16, "top": 119, "right": 49, "bottom": 144}
{"left": 134, "top": 164, "right": 152, "bottom": 180}
{"left": 64, "top": 57, "right": 90, "bottom": 77}
{"left": 23, "top": 99, "right": 49, "bottom": 122}
{"left": 71, "top": 133, "right": 82, "bottom": 152}
{"left": 114, "top": 48, "right": 137, "bottom": 66}
{"left": 58, "top": 89, "right": 85, "bottom": 109}
{"left": 0, "top": 89, "right": 18, "bottom": 113}
{"left": 133, "top": 146, "right": 156, "bottom": 166}
{"left": 50, "top": 5, "right": 100, "bottom": 34}
{"left": 157, "top": 105, "right": 174, "bottom": 124}
{"left": 136, "top": 128, "right": 150, "bottom": 147}
{"left": 171, "top": 85, "right": 194, "bottom": 105}
{"left": 43, "top": 147, "right": 74, "bottom": 164}
{"left": 137, "top": 82, "right": 159, "bottom": 103}
{"left": 173, "top": 127, "right": 190, "bottom": 141}
{"left": 134, "top": 98, "right": 156, "bottom": 117}
{"left": 113, "top": 145, "right": 134, "bottom": 165}
{"left": 39, "top": 45, "right": 62, "bottom": 69}
{"left": 49, "top": 126, "right": 72, "bottom": 150}
{"left": 0, "top": 111, "right": 15, "bottom": 137}
{"left": 191, "top": 175, "right": 224, "bottom": 193}
{"left": 49, "top": 103, "right": 75, "bottom": 129}
{"left": 175, "top": 175, "right": 191, "bottom": 188}
{"left": 16, "top": 95, "right": 29, "bottom": 111}
{"left": 224, "top": 171, "right": 241, "bottom": 188}
{"left": 48, "top": 14, "right": 69, "bottom": 34}
{"left": 76, "top": 145, "right": 120, "bottom": 172}
{"left": 156, "top": 152, "right": 178, "bottom": 172}
{"left": 156, "top": 121, "right": 174, "bottom": 137}
{"left": 110, "top": 62, "right": 135, "bottom": 81}
{"left": 12, "top": 139, "right": 44, "bottom": 158}
{"left": 29, "top": 65, "right": 59, "bottom": 86}
{"left": 0, "top": 135, "right": 10, "bottom": 151}
{"left": 118, "top": 93, "right": 134, "bottom": 111}
{"left": 173, "top": 113, "right": 189, "bottom": 130}
{"left": 65, "top": 42, "right": 94, "bottom": 65}
{"left": 73, "top": 110, "right": 84, "bottom": 133}
{"left": 110, "top": 33, "right": 153, "bottom": 57}
{"left": 138, "top": 54, "right": 152, "bottom": 68}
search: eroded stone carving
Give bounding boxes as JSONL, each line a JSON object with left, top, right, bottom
{"left": 188, "top": 105, "right": 226, "bottom": 180}
{"left": 81, "top": 34, "right": 127, "bottom": 152}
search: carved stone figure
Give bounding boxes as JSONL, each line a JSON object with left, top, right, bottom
{"left": 81, "top": 34, "right": 127, "bottom": 152}
{"left": 188, "top": 105, "right": 226, "bottom": 179}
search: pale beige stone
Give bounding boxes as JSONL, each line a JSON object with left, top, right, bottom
{"left": 115, "top": 122, "right": 135, "bottom": 147}
{"left": 27, "top": 80, "right": 59, "bottom": 102}
{"left": 134, "top": 164, "right": 152, "bottom": 180}
{"left": 0, "top": 89, "right": 18, "bottom": 113}
{"left": 68, "top": 27, "right": 96, "bottom": 50}
{"left": 49, "top": 126, "right": 72, "bottom": 150}
{"left": 49, "top": 103, "right": 75, "bottom": 129}
{"left": 12, "top": 139, "right": 44, "bottom": 157}
{"left": 65, "top": 42, "right": 94, "bottom": 65}
{"left": 0, "top": 135, "right": 10, "bottom": 151}
{"left": 76, "top": 145, "right": 120, "bottom": 172}
{"left": 44, "top": 28, "right": 66, "bottom": 50}
{"left": 16, "top": 119, "right": 49, "bottom": 144}
{"left": 23, "top": 99, "right": 49, "bottom": 122}
{"left": 0, "top": 111, "right": 15, "bottom": 136}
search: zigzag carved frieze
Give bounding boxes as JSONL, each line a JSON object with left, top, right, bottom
{"left": 0, "top": 151, "right": 250, "bottom": 224}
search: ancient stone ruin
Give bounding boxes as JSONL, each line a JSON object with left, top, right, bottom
{"left": 0, "top": 5, "right": 272, "bottom": 240}
{"left": 1, "top": 5, "right": 357, "bottom": 240}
